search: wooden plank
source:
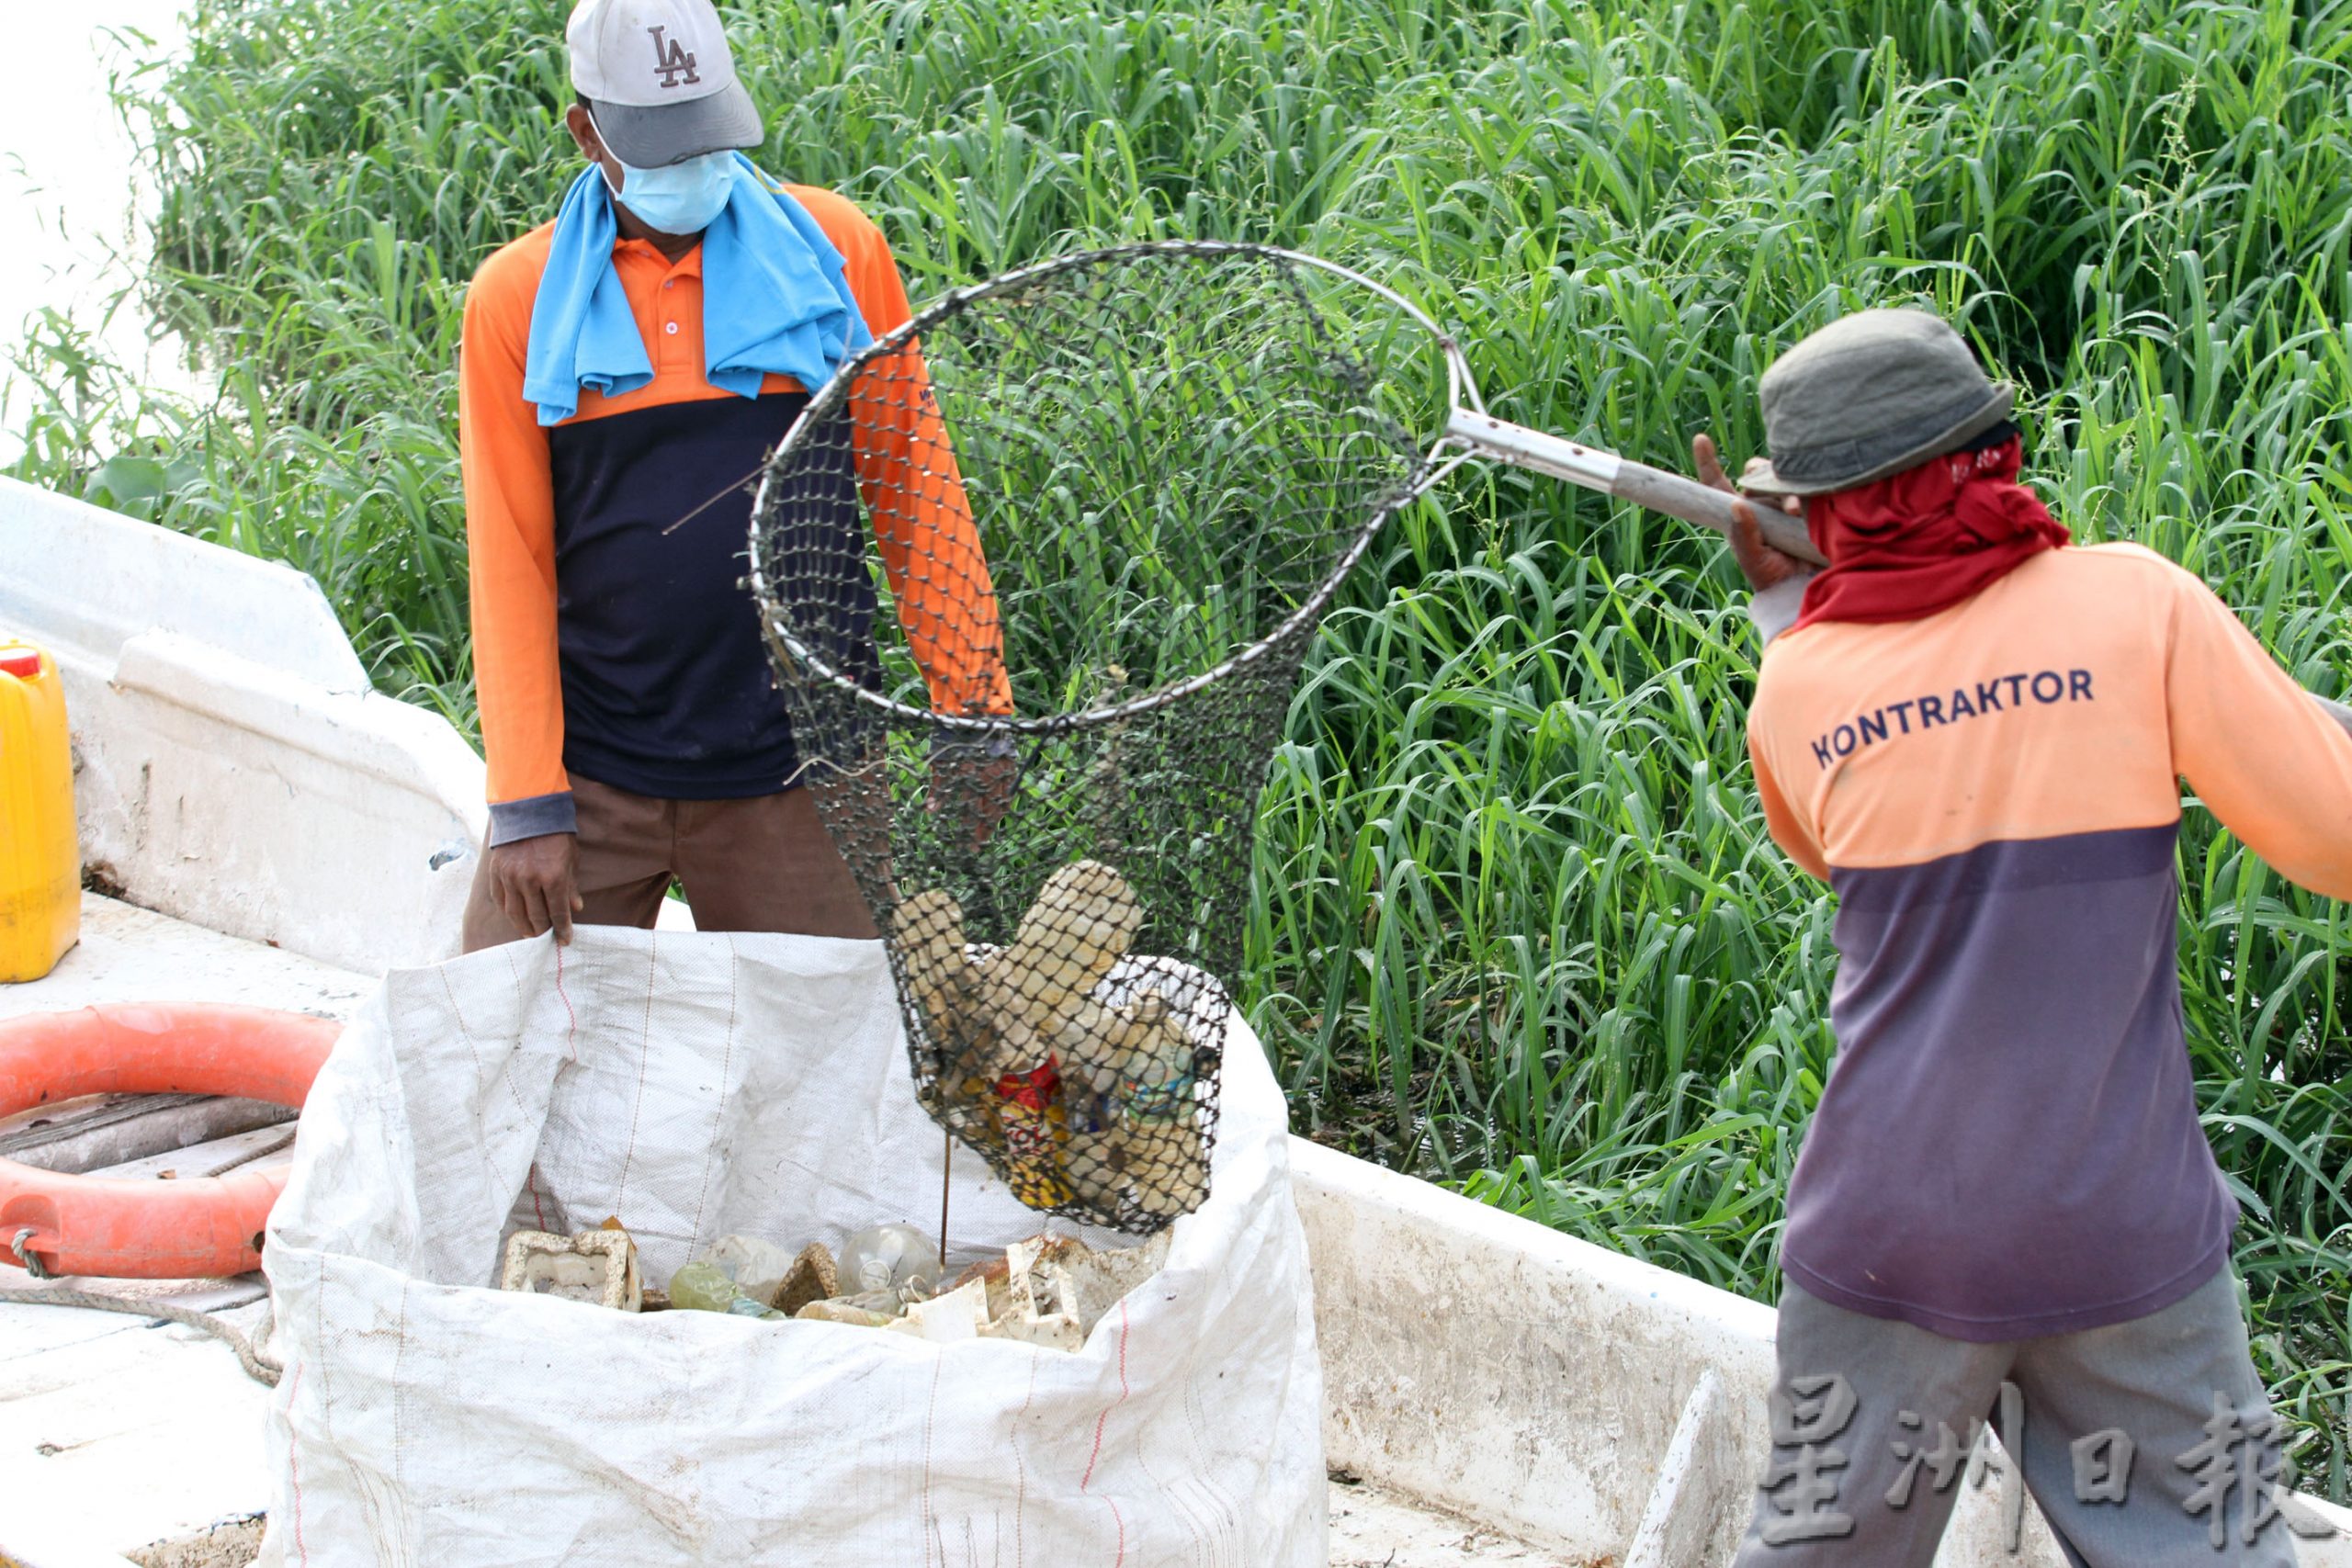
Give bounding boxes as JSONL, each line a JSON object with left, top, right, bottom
{"left": 0, "top": 1093, "right": 171, "bottom": 1148}
{"left": 96, "top": 1123, "right": 297, "bottom": 1183}
{"left": 0, "top": 1098, "right": 292, "bottom": 1175}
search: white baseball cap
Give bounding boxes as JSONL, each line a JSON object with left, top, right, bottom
{"left": 567, "top": 0, "right": 762, "bottom": 168}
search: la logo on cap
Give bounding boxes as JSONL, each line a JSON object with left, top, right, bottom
{"left": 649, "top": 24, "right": 699, "bottom": 89}
{"left": 569, "top": 0, "right": 763, "bottom": 166}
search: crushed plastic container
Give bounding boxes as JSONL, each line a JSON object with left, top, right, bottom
{"left": 0, "top": 640, "right": 79, "bottom": 982}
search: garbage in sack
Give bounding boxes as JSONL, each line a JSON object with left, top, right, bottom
{"left": 257, "top": 927, "right": 1324, "bottom": 1566}
{"left": 836, "top": 1221, "right": 943, "bottom": 1296}
{"left": 586, "top": 1219, "right": 1172, "bottom": 1352}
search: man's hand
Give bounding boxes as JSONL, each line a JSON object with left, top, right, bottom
{"left": 487, "top": 831, "right": 582, "bottom": 943}
{"left": 1692, "top": 433, "right": 1809, "bottom": 592}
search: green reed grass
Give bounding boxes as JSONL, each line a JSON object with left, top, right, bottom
{"left": 6, "top": 0, "right": 2348, "bottom": 1495}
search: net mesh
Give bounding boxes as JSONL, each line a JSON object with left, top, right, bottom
{"left": 750, "top": 243, "right": 1428, "bottom": 1232}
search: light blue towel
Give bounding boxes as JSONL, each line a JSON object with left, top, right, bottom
{"left": 521, "top": 154, "right": 876, "bottom": 427}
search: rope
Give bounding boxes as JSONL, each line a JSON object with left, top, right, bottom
{"left": 11, "top": 1226, "right": 51, "bottom": 1280}
{"left": 0, "top": 1280, "right": 281, "bottom": 1385}
{"left": 1, "top": 1126, "right": 294, "bottom": 1386}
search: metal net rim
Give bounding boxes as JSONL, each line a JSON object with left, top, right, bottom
{"left": 744, "top": 239, "right": 1454, "bottom": 737}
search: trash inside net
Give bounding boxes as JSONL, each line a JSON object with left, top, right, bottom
{"left": 751, "top": 242, "right": 1429, "bottom": 1232}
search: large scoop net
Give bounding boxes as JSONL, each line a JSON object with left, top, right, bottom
{"left": 749, "top": 243, "right": 1429, "bottom": 1233}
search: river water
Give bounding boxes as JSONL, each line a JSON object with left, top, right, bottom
{"left": 0, "top": 3, "right": 207, "bottom": 464}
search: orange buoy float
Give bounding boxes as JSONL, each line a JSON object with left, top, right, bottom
{"left": 0, "top": 1003, "right": 339, "bottom": 1279}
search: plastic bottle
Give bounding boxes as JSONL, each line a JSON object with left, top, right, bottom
{"left": 669, "top": 1260, "right": 786, "bottom": 1320}
{"left": 839, "top": 1224, "right": 943, "bottom": 1296}
{"left": 0, "top": 641, "right": 78, "bottom": 983}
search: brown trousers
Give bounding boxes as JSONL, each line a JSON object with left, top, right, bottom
{"left": 460, "top": 777, "right": 878, "bottom": 953}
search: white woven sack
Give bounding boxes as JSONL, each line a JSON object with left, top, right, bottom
{"left": 256, "top": 927, "right": 1324, "bottom": 1566}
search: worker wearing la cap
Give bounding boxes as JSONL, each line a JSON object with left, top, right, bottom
{"left": 458, "top": 0, "right": 1011, "bottom": 952}
{"left": 1690, "top": 310, "right": 2352, "bottom": 1563}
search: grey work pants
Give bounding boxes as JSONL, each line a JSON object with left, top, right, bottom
{"left": 1733, "top": 1268, "right": 2321, "bottom": 1567}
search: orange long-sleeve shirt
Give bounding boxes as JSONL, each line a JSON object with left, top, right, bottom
{"left": 459, "top": 185, "right": 1010, "bottom": 843}
{"left": 1746, "top": 543, "right": 2352, "bottom": 1340}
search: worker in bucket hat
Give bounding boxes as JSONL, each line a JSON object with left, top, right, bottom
{"left": 457, "top": 0, "right": 1011, "bottom": 953}
{"left": 1691, "top": 309, "right": 2351, "bottom": 1564}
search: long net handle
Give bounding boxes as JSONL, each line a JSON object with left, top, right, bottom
{"left": 1442, "top": 410, "right": 1828, "bottom": 566}
{"left": 1442, "top": 414, "right": 2352, "bottom": 736}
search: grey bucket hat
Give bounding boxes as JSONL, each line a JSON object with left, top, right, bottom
{"left": 1742, "top": 310, "right": 2015, "bottom": 497}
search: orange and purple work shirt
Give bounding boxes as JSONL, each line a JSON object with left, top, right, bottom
{"left": 1748, "top": 543, "right": 2352, "bottom": 1340}
{"left": 460, "top": 187, "right": 1010, "bottom": 844}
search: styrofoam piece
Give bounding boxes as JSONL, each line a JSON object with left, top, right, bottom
{"left": 977, "top": 1306, "right": 1082, "bottom": 1352}
{"left": 978, "top": 1243, "right": 1083, "bottom": 1350}
{"left": 973, "top": 1306, "right": 1081, "bottom": 1354}
{"left": 499, "top": 1229, "right": 641, "bottom": 1310}
{"left": 1058, "top": 1230, "right": 1170, "bottom": 1334}
{"left": 1001, "top": 1233, "right": 1087, "bottom": 1319}
{"left": 1001, "top": 1234, "right": 1049, "bottom": 1318}
{"left": 886, "top": 1276, "right": 989, "bottom": 1343}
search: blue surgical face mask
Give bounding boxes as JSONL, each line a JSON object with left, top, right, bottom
{"left": 601, "top": 147, "right": 737, "bottom": 235}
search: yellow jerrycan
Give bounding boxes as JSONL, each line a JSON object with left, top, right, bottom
{"left": 0, "top": 640, "right": 79, "bottom": 981}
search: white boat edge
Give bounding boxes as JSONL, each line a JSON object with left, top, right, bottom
{"left": 2, "top": 472, "right": 2346, "bottom": 1567}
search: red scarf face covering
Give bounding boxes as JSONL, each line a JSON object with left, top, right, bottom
{"left": 1793, "top": 435, "right": 2073, "bottom": 630}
